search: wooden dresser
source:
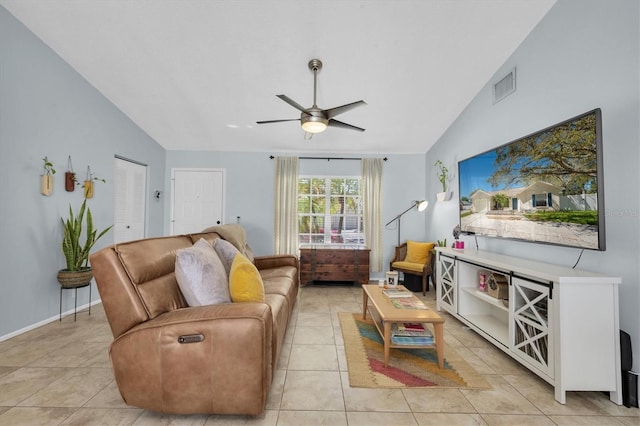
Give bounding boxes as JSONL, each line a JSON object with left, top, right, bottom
{"left": 299, "top": 246, "right": 370, "bottom": 286}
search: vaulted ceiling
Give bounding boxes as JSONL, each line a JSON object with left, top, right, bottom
{"left": 1, "top": 0, "right": 556, "bottom": 154}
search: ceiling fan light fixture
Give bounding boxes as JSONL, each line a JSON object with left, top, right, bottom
{"left": 257, "top": 59, "right": 365, "bottom": 136}
{"left": 301, "top": 116, "right": 328, "bottom": 133}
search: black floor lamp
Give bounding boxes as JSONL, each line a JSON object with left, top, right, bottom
{"left": 385, "top": 200, "right": 429, "bottom": 246}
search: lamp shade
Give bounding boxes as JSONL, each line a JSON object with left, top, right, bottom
{"left": 385, "top": 199, "right": 430, "bottom": 246}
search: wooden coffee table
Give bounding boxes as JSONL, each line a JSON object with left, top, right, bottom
{"left": 362, "top": 284, "right": 445, "bottom": 368}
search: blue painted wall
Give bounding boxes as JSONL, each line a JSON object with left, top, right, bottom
{"left": 425, "top": 0, "right": 640, "bottom": 371}
{"left": 0, "top": 7, "right": 166, "bottom": 337}
{"left": 165, "top": 151, "right": 428, "bottom": 269}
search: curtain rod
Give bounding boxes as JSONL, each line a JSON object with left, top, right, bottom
{"left": 269, "top": 155, "right": 388, "bottom": 161}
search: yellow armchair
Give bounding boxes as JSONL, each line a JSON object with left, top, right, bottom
{"left": 390, "top": 241, "right": 435, "bottom": 295}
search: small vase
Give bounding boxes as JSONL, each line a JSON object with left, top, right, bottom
{"left": 83, "top": 181, "right": 94, "bottom": 198}
{"left": 40, "top": 175, "right": 53, "bottom": 196}
{"left": 65, "top": 172, "right": 76, "bottom": 192}
{"left": 436, "top": 191, "right": 453, "bottom": 202}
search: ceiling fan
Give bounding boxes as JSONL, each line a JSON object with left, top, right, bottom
{"left": 257, "top": 59, "right": 366, "bottom": 139}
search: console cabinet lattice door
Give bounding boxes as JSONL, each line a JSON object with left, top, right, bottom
{"left": 437, "top": 254, "right": 456, "bottom": 312}
{"left": 511, "top": 276, "right": 553, "bottom": 378}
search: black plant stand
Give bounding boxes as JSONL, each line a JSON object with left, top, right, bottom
{"left": 59, "top": 282, "right": 91, "bottom": 321}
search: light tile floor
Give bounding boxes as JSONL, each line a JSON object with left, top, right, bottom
{"left": 0, "top": 285, "right": 637, "bottom": 425}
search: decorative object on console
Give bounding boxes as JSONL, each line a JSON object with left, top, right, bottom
{"left": 385, "top": 200, "right": 428, "bottom": 246}
{"left": 256, "top": 59, "right": 366, "bottom": 139}
{"left": 434, "top": 160, "right": 453, "bottom": 201}
{"left": 40, "top": 156, "right": 55, "bottom": 196}
{"left": 487, "top": 272, "right": 508, "bottom": 299}
{"left": 479, "top": 272, "right": 487, "bottom": 291}
{"left": 452, "top": 224, "right": 477, "bottom": 250}
{"left": 452, "top": 224, "right": 461, "bottom": 240}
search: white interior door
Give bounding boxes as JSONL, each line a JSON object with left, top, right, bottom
{"left": 114, "top": 157, "right": 147, "bottom": 243}
{"left": 171, "top": 168, "right": 225, "bottom": 235}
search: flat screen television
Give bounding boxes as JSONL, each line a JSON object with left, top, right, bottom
{"left": 458, "top": 108, "right": 605, "bottom": 251}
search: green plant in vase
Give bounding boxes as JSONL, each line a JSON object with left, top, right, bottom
{"left": 434, "top": 160, "right": 448, "bottom": 193}
{"left": 57, "top": 199, "right": 112, "bottom": 288}
{"left": 434, "top": 160, "right": 453, "bottom": 201}
{"left": 82, "top": 165, "right": 106, "bottom": 199}
{"left": 40, "top": 156, "right": 56, "bottom": 196}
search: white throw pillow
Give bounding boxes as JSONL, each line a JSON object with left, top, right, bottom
{"left": 213, "top": 238, "right": 241, "bottom": 276}
{"left": 175, "top": 238, "right": 231, "bottom": 306}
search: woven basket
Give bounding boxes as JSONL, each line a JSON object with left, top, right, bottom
{"left": 57, "top": 268, "right": 93, "bottom": 288}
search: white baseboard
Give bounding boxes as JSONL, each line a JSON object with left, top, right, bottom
{"left": 0, "top": 299, "right": 102, "bottom": 342}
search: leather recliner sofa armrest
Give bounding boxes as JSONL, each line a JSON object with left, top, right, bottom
{"left": 253, "top": 254, "right": 299, "bottom": 271}
{"left": 109, "top": 302, "right": 273, "bottom": 415}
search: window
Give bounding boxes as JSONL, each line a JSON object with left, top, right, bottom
{"left": 533, "top": 193, "right": 551, "bottom": 208}
{"left": 298, "top": 177, "right": 364, "bottom": 246}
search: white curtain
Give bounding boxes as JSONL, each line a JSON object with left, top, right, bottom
{"left": 361, "top": 158, "right": 383, "bottom": 272}
{"left": 274, "top": 156, "right": 299, "bottom": 255}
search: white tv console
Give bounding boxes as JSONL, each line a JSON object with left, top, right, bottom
{"left": 435, "top": 247, "right": 622, "bottom": 405}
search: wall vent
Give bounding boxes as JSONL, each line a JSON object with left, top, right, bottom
{"left": 493, "top": 68, "right": 516, "bottom": 104}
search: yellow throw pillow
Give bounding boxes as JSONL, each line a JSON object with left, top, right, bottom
{"left": 405, "top": 241, "right": 435, "bottom": 264}
{"left": 229, "top": 253, "right": 265, "bottom": 302}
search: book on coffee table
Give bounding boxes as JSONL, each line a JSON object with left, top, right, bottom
{"left": 390, "top": 322, "right": 433, "bottom": 337}
{"left": 382, "top": 288, "right": 413, "bottom": 298}
{"left": 390, "top": 335, "right": 434, "bottom": 345}
{"left": 389, "top": 298, "right": 429, "bottom": 310}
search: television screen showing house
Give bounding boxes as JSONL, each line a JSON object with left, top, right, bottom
{"left": 458, "top": 109, "right": 605, "bottom": 250}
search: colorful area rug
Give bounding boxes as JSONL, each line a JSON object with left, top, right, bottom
{"left": 339, "top": 312, "right": 491, "bottom": 389}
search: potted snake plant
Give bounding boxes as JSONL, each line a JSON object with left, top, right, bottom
{"left": 57, "top": 199, "right": 112, "bottom": 288}
{"left": 434, "top": 160, "right": 453, "bottom": 201}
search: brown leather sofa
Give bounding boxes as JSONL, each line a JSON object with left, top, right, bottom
{"left": 90, "top": 231, "right": 299, "bottom": 415}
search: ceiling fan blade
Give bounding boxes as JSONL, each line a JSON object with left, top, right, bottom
{"left": 327, "top": 119, "right": 365, "bottom": 132}
{"left": 276, "top": 94, "right": 308, "bottom": 113}
{"left": 324, "top": 100, "right": 367, "bottom": 119}
{"left": 256, "top": 118, "right": 300, "bottom": 124}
